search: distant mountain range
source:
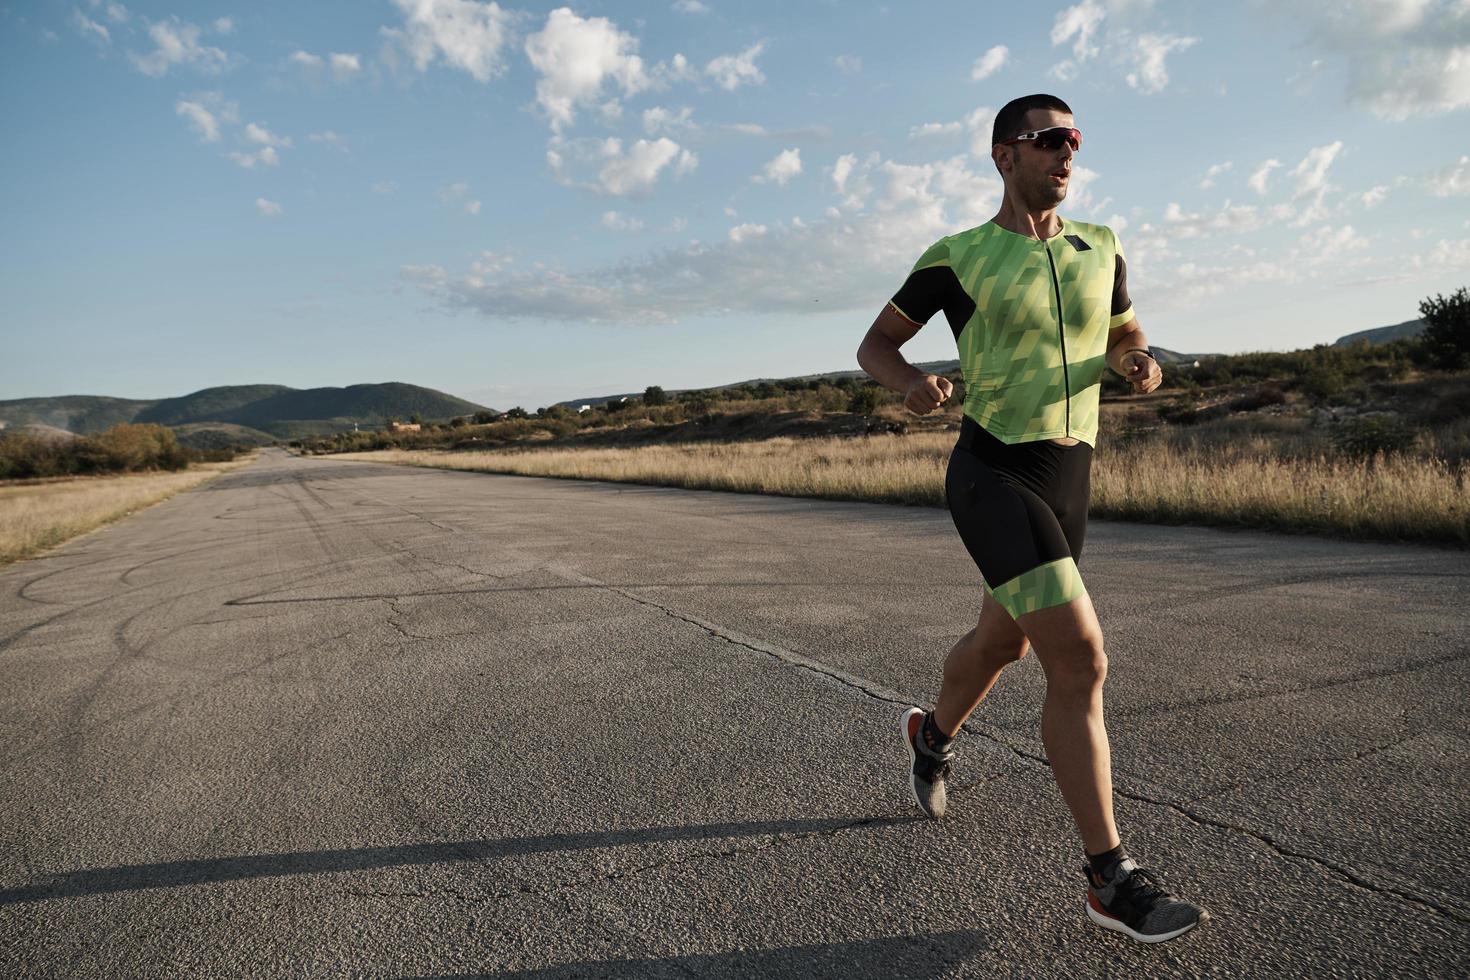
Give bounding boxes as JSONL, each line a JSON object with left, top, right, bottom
{"left": 0, "top": 383, "right": 491, "bottom": 443}
{"left": 559, "top": 317, "right": 1428, "bottom": 408}
{"left": 1331, "top": 318, "right": 1424, "bottom": 347}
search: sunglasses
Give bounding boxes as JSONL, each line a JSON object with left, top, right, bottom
{"left": 996, "top": 126, "right": 1082, "bottom": 152}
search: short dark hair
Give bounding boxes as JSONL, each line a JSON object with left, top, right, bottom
{"left": 991, "top": 94, "right": 1073, "bottom": 146}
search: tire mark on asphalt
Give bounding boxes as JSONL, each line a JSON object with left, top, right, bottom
{"left": 541, "top": 560, "right": 1470, "bottom": 926}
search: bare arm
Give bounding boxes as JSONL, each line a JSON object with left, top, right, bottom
{"left": 1106, "top": 316, "right": 1162, "bottom": 393}
{"left": 857, "top": 303, "right": 953, "bottom": 414}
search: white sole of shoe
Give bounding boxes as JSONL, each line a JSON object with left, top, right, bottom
{"left": 899, "top": 706, "right": 929, "bottom": 815}
{"left": 1086, "top": 901, "right": 1206, "bottom": 944}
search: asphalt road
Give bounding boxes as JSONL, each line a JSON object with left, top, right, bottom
{"left": 2, "top": 448, "right": 1467, "bottom": 978}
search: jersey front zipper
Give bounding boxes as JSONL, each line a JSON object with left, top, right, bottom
{"left": 1043, "top": 241, "right": 1071, "bottom": 436}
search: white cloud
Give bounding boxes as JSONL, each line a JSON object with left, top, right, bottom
{"left": 833, "top": 54, "right": 862, "bottom": 74}
{"left": 1289, "top": 141, "right": 1343, "bottom": 199}
{"left": 552, "top": 136, "right": 696, "bottom": 195}
{"left": 672, "top": 0, "right": 709, "bottom": 12}
{"left": 73, "top": 10, "right": 110, "bottom": 44}
{"left": 970, "top": 45, "right": 1009, "bottom": 80}
{"left": 706, "top": 42, "right": 766, "bottom": 90}
{"left": 403, "top": 150, "right": 1002, "bottom": 323}
{"left": 229, "top": 146, "right": 280, "bottom": 168}
{"left": 1431, "top": 154, "right": 1470, "bottom": 196}
{"left": 330, "top": 52, "right": 362, "bottom": 77}
{"left": 439, "top": 182, "right": 484, "bottom": 214}
{"left": 173, "top": 97, "right": 230, "bottom": 142}
{"left": 602, "top": 210, "right": 644, "bottom": 231}
{"left": 728, "top": 222, "right": 767, "bottom": 243}
{"left": 385, "top": 0, "right": 514, "bottom": 83}
{"left": 1248, "top": 158, "right": 1282, "bottom": 195}
{"left": 1050, "top": 1, "right": 1196, "bottom": 92}
{"left": 1269, "top": 2, "right": 1470, "bottom": 119}
{"left": 524, "top": 8, "right": 648, "bottom": 131}
{"left": 244, "top": 122, "right": 291, "bottom": 148}
{"left": 255, "top": 197, "right": 282, "bottom": 216}
{"left": 309, "top": 130, "right": 348, "bottom": 149}
{"left": 371, "top": 180, "right": 398, "bottom": 194}
{"left": 904, "top": 106, "right": 994, "bottom": 157}
{"left": 290, "top": 50, "right": 323, "bottom": 68}
{"left": 909, "top": 121, "right": 964, "bottom": 140}
{"left": 212, "top": 16, "right": 234, "bottom": 34}
{"left": 754, "top": 147, "right": 802, "bottom": 186}
{"left": 1126, "top": 33, "right": 1198, "bottom": 93}
{"left": 129, "top": 17, "right": 229, "bottom": 76}
{"left": 1199, "top": 161, "right": 1233, "bottom": 189}
{"left": 1359, "top": 184, "right": 1389, "bottom": 207}
{"left": 642, "top": 105, "right": 694, "bottom": 134}
{"left": 1309, "top": 223, "right": 1369, "bottom": 256}
{"left": 1051, "top": 1, "right": 1106, "bottom": 61}
{"left": 600, "top": 138, "right": 695, "bottom": 194}
{"left": 105, "top": 3, "right": 130, "bottom": 24}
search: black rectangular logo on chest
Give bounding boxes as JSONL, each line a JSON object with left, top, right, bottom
{"left": 1064, "top": 234, "right": 1091, "bottom": 252}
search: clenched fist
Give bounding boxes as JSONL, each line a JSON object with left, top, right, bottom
{"left": 904, "top": 374, "right": 954, "bottom": 415}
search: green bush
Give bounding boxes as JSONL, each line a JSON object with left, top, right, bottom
{"left": 1419, "top": 286, "right": 1469, "bottom": 370}
{"left": 847, "top": 386, "right": 886, "bottom": 414}
{"left": 1331, "top": 414, "right": 1413, "bottom": 458}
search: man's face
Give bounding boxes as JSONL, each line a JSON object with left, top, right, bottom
{"left": 996, "top": 108, "right": 1076, "bottom": 209}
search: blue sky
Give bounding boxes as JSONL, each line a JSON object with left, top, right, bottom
{"left": 2, "top": 0, "right": 1467, "bottom": 410}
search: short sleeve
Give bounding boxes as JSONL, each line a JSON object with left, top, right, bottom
{"left": 889, "top": 239, "right": 953, "bottom": 325}
{"left": 1109, "top": 231, "right": 1134, "bottom": 330}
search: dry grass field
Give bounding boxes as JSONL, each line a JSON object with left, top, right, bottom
{"left": 0, "top": 458, "right": 253, "bottom": 564}
{"left": 339, "top": 435, "right": 1468, "bottom": 546}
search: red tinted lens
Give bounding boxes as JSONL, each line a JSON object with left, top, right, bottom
{"left": 1035, "top": 127, "right": 1081, "bottom": 151}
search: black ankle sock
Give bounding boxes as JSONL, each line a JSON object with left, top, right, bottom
{"left": 1086, "top": 843, "right": 1130, "bottom": 882}
{"left": 921, "top": 712, "right": 955, "bottom": 751}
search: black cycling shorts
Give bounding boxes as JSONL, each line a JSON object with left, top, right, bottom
{"left": 945, "top": 415, "right": 1092, "bottom": 619}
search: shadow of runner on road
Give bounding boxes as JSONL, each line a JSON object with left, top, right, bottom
{"left": 1, "top": 816, "right": 911, "bottom": 905}
{"left": 419, "top": 929, "right": 997, "bottom": 980}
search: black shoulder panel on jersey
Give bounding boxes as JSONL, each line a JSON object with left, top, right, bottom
{"left": 1065, "top": 234, "right": 1091, "bottom": 251}
{"left": 1112, "top": 253, "right": 1131, "bottom": 318}
{"left": 891, "top": 266, "right": 976, "bottom": 341}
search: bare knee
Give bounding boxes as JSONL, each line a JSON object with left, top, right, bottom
{"left": 1042, "top": 637, "right": 1108, "bottom": 695}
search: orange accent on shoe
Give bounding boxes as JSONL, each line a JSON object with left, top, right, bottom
{"left": 1087, "top": 890, "right": 1112, "bottom": 917}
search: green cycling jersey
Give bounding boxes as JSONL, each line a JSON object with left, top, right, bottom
{"left": 890, "top": 218, "right": 1134, "bottom": 447}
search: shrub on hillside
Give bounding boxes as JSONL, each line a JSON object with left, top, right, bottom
{"left": 847, "top": 386, "right": 885, "bottom": 414}
{"left": 0, "top": 423, "right": 192, "bottom": 479}
{"left": 1418, "top": 286, "right": 1469, "bottom": 370}
{"left": 1331, "top": 414, "right": 1413, "bottom": 458}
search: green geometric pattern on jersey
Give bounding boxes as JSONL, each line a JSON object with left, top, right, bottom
{"left": 985, "top": 556, "right": 1088, "bottom": 620}
{"left": 906, "top": 219, "right": 1133, "bottom": 447}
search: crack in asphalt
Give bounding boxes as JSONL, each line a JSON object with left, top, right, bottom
{"left": 545, "top": 562, "right": 1470, "bottom": 927}
{"left": 1113, "top": 646, "right": 1470, "bottom": 719}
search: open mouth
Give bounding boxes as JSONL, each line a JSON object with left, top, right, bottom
{"left": 1050, "top": 169, "right": 1070, "bottom": 181}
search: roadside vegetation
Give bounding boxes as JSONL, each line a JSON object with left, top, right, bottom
{"left": 0, "top": 422, "right": 243, "bottom": 480}
{"left": 0, "top": 458, "right": 253, "bottom": 564}
{"left": 0, "top": 423, "right": 255, "bottom": 564}
{"left": 324, "top": 287, "right": 1469, "bottom": 545}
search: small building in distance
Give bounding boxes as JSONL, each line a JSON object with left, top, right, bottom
{"left": 388, "top": 421, "right": 422, "bottom": 433}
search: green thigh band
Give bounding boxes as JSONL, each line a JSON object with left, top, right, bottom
{"left": 984, "top": 557, "right": 1087, "bottom": 620}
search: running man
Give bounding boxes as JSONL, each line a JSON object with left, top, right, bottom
{"left": 856, "top": 94, "right": 1210, "bottom": 944}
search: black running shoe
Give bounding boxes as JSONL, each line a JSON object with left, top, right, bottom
{"left": 1084, "top": 858, "right": 1211, "bottom": 943}
{"left": 900, "top": 707, "right": 954, "bottom": 819}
